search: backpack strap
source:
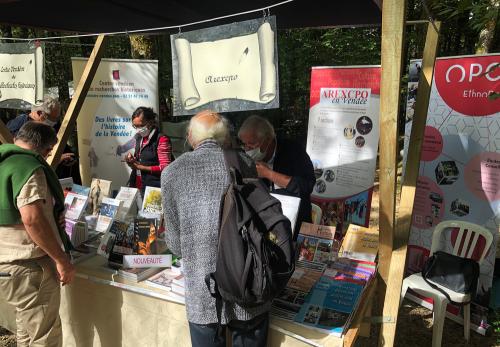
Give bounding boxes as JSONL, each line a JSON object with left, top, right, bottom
{"left": 223, "top": 149, "right": 244, "bottom": 185}
{"left": 205, "top": 273, "right": 225, "bottom": 341}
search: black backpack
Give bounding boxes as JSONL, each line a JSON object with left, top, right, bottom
{"left": 205, "top": 150, "right": 295, "bottom": 322}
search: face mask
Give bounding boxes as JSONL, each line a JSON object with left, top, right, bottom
{"left": 246, "top": 147, "right": 266, "bottom": 161}
{"left": 136, "top": 126, "right": 151, "bottom": 138}
{"left": 43, "top": 118, "right": 57, "bottom": 127}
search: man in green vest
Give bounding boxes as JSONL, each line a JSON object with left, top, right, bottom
{"left": 0, "top": 122, "right": 75, "bottom": 347}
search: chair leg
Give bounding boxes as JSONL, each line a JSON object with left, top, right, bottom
{"left": 432, "top": 298, "right": 447, "bottom": 347}
{"left": 400, "top": 280, "right": 409, "bottom": 307}
{"left": 463, "top": 303, "right": 471, "bottom": 341}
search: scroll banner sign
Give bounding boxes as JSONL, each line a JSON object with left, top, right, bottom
{"left": 404, "top": 54, "right": 500, "bottom": 334}
{"left": 71, "top": 58, "right": 158, "bottom": 191}
{"left": 171, "top": 16, "right": 279, "bottom": 116}
{"left": 0, "top": 42, "right": 44, "bottom": 108}
{"left": 306, "top": 66, "right": 381, "bottom": 233}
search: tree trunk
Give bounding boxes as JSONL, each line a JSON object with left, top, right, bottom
{"left": 476, "top": 0, "right": 499, "bottom": 54}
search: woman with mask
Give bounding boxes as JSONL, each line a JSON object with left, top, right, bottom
{"left": 125, "top": 107, "right": 173, "bottom": 194}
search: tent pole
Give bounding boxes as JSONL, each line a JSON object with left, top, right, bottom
{"left": 377, "top": 0, "right": 407, "bottom": 306}
{"left": 47, "top": 34, "right": 107, "bottom": 168}
{"left": 378, "top": 21, "right": 440, "bottom": 347}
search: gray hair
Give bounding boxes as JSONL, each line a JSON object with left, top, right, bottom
{"left": 15, "top": 122, "right": 58, "bottom": 153}
{"left": 188, "top": 110, "right": 229, "bottom": 148}
{"left": 238, "top": 115, "right": 275, "bottom": 141}
{"left": 31, "top": 95, "right": 60, "bottom": 116}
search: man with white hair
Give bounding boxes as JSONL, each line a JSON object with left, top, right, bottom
{"left": 7, "top": 95, "right": 61, "bottom": 136}
{"left": 238, "top": 115, "right": 315, "bottom": 239}
{"left": 6, "top": 95, "right": 78, "bottom": 178}
{"left": 161, "top": 110, "right": 271, "bottom": 347}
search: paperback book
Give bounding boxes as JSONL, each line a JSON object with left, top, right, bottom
{"left": 107, "top": 220, "right": 134, "bottom": 267}
{"left": 89, "top": 178, "right": 112, "bottom": 215}
{"left": 65, "top": 219, "right": 88, "bottom": 246}
{"left": 95, "top": 198, "right": 123, "bottom": 233}
{"left": 118, "top": 267, "right": 163, "bottom": 282}
{"left": 338, "top": 225, "right": 379, "bottom": 262}
{"left": 115, "top": 187, "right": 139, "bottom": 221}
{"left": 145, "top": 267, "right": 182, "bottom": 291}
{"left": 133, "top": 218, "right": 159, "bottom": 255}
{"left": 97, "top": 231, "right": 116, "bottom": 259}
{"left": 64, "top": 192, "right": 89, "bottom": 221}
{"left": 294, "top": 276, "right": 364, "bottom": 336}
{"left": 71, "top": 183, "right": 91, "bottom": 196}
{"left": 141, "top": 186, "right": 162, "bottom": 216}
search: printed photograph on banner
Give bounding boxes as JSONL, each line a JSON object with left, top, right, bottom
{"left": 406, "top": 53, "right": 500, "bottom": 334}
{"left": 306, "top": 66, "right": 380, "bottom": 232}
{"left": 71, "top": 58, "right": 159, "bottom": 190}
{"left": 170, "top": 16, "right": 279, "bottom": 116}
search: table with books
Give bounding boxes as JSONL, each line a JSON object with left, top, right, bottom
{"left": 0, "top": 179, "right": 380, "bottom": 347}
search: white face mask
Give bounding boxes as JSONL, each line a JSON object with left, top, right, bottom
{"left": 136, "top": 126, "right": 151, "bottom": 138}
{"left": 246, "top": 147, "right": 266, "bottom": 161}
{"left": 43, "top": 118, "right": 57, "bottom": 127}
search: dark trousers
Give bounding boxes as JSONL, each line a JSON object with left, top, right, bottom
{"left": 188, "top": 312, "right": 269, "bottom": 347}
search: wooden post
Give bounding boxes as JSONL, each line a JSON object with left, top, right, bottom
{"left": 378, "top": 21, "right": 440, "bottom": 347}
{"left": 47, "top": 35, "right": 107, "bottom": 168}
{"left": 0, "top": 120, "right": 13, "bottom": 144}
{"left": 377, "top": 0, "right": 407, "bottom": 294}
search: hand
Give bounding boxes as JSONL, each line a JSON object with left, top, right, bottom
{"left": 60, "top": 153, "right": 76, "bottom": 167}
{"left": 126, "top": 159, "right": 140, "bottom": 170}
{"left": 125, "top": 153, "right": 134, "bottom": 163}
{"left": 255, "top": 162, "right": 272, "bottom": 179}
{"left": 55, "top": 259, "right": 76, "bottom": 286}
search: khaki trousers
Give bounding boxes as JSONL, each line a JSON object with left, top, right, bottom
{"left": 0, "top": 256, "right": 62, "bottom": 347}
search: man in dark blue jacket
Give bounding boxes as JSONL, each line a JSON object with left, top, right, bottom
{"left": 238, "top": 115, "right": 315, "bottom": 239}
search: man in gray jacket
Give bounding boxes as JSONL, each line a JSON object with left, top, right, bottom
{"left": 161, "top": 110, "right": 271, "bottom": 347}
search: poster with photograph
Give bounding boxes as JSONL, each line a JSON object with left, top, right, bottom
{"left": 306, "top": 66, "right": 381, "bottom": 232}
{"left": 171, "top": 16, "right": 279, "bottom": 116}
{"left": 72, "top": 58, "right": 158, "bottom": 191}
{"left": 405, "top": 53, "right": 500, "bottom": 334}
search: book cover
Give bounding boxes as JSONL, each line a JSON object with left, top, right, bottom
{"left": 294, "top": 276, "right": 364, "bottom": 336}
{"left": 72, "top": 183, "right": 91, "bottom": 197}
{"left": 115, "top": 187, "right": 139, "bottom": 221}
{"left": 145, "top": 268, "right": 181, "bottom": 291}
{"left": 97, "top": 231, "right": 116, "bottom": 259}
{"left": 89, "top": 178, "right": 112, "bottom": 216}
{"left": 133, "top": 218, "right": 158, "bottom": 255}
{"left": 286, "top": 260, "right": 326, "bottom": 293}
{"left": 272, "top": 287, "right": 309, "bottom": 321}
{"left": 59, "top": 177, "right": 74, "bottom": 196}
{"left": 141, "top": 186, "right": 162, "bottom": 216}
{"left": 107, "top": 220, "right": 134, "bottom": 266}
{"left": 95, "top": 198, "right": 122, "bottom": 233}
{"left": 338, "top": 225, "right": 379, "bottom": 262}
{"left": 64, "top": 192, "right": 89, "bottom": 221}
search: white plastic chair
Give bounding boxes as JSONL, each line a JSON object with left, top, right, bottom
{"left": 311, "top": 203, "right": 322, "bottom": 225}
{"left": 400, "top": 220, "right": 493, "bottom": 347}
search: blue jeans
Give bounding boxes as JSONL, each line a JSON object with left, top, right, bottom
{"left": 188, "top": 312, "right": 269, "bottom": 347}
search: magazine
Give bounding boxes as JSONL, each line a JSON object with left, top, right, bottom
{"left": 296, "top": 223, "right": 337, "bottom": 263}
{"left": 133, "top": 218, "right": 158, "bottom": 255}
{"left": 338, "top": 225, "right": 379, "bottom": 262}
{"left": 294, "top": 276, "right": 364, "bottom": 336}
{"left": 89, "top": 178, "right": 112, "bottom": 215}
{"left": 141, "top": 186, "right": 162, "bottom": 216}
{"left": 95, "top": 198, "right": 123, "bottom": 233}
{"left": 64, "top": 192, "right": 89, "bottom": 221}
{"left": 115, "top": 187, "right": 139, "bottom": 221}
